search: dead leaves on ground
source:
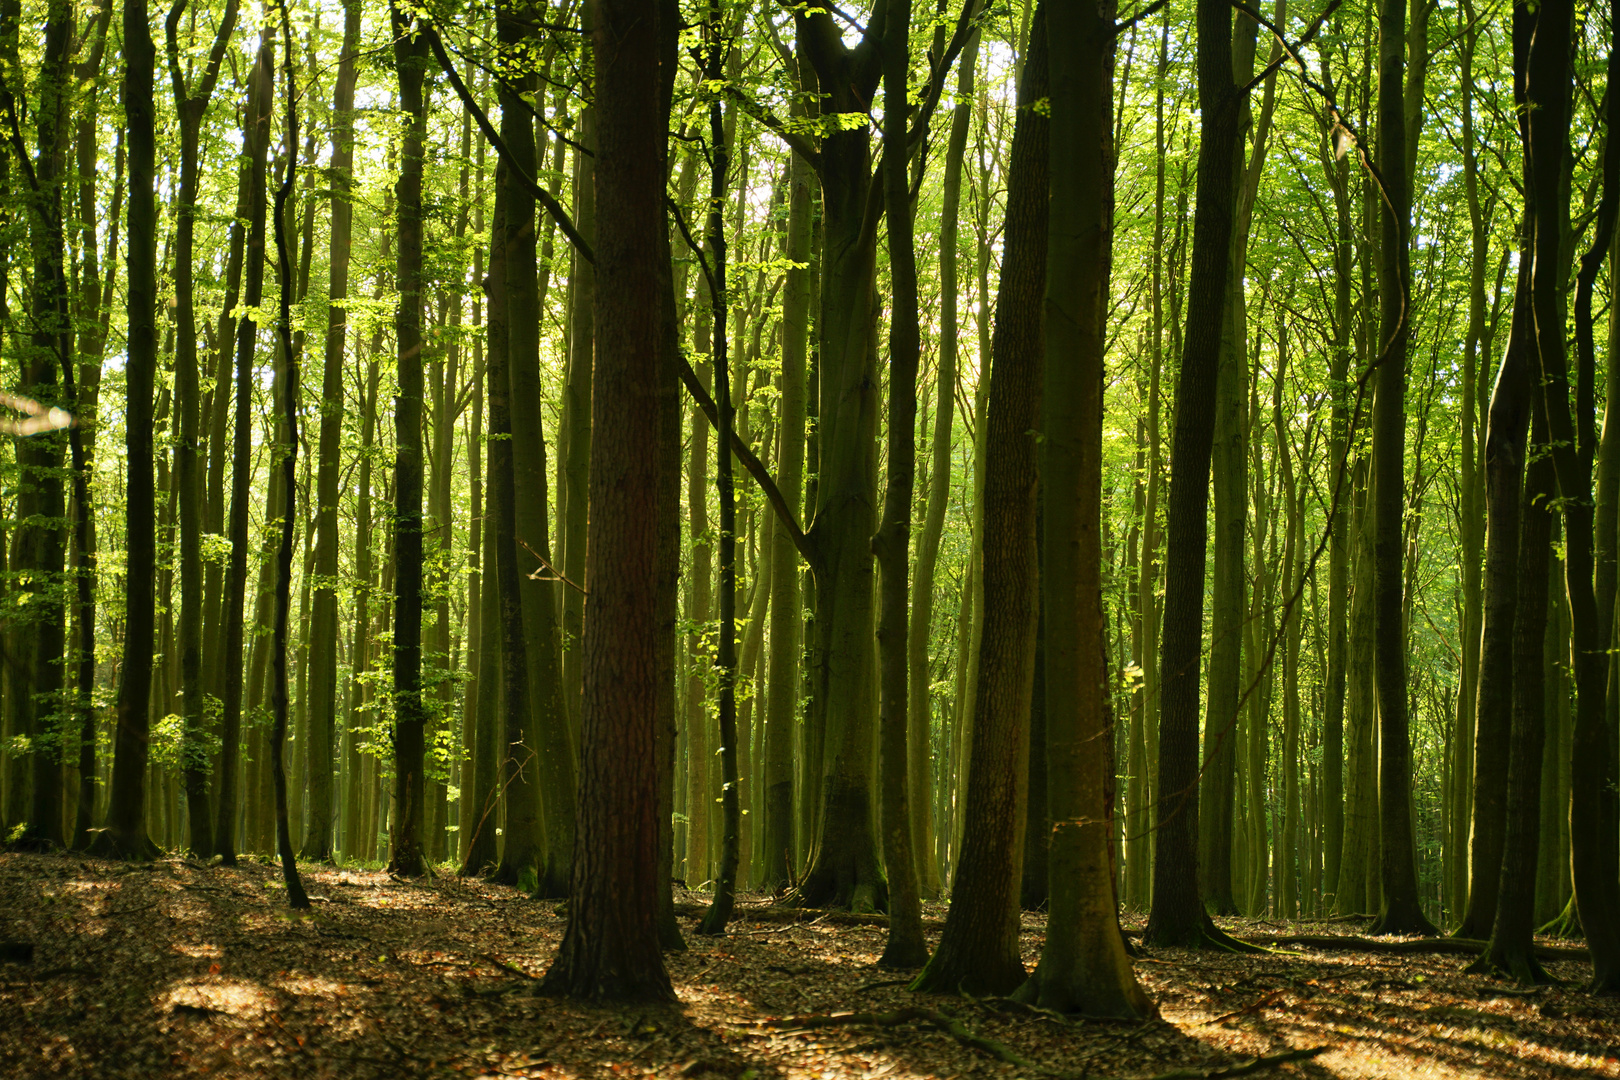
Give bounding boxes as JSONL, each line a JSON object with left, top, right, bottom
{"left": 0, "top": 852, "right": 1616, "bottom": 1079}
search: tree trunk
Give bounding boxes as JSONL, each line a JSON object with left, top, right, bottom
{"left": 92, "top": 0, "right": 165, "bottom": 859}
{"left": 1018, "top": 0, "right": 1151, "bottom": 1018}
{"left": 1367, "top": 0, "right": 1437, "bottom": 938}
{"left": 915, "top": 7, "right": 1046, "bottom": 994}
{"left": 1523, "top": 0, "right": 1620, "bottom": 989}
{"left": 388, "top": 2, "right": 430, "bottom": 877}
{"left": 912, "top": 2, "right": 980, "bottom": 906}
{"left": 761, "top": 96, "right": 812, "bottom": 894}
{"left": 300, "top": 0, "right": 360, "bottom": 862}
{"left": 540, "top": 0, "right": 673, "bottom": 1000}
{"left": 1142, "top": 0, "right": 1247, "bottom": 948}
{"left": 787, "top": 5, "right": 887, "bottom": 913}
{"left": 1468, "top": 411, "right": 1555, "bottom": 982}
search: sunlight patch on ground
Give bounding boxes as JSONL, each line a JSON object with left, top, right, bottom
{"left": 162, "top": 978, "right": 273, "bottom": 1019}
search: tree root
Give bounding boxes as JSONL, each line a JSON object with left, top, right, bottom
{"left": 671, "top": 901, "right": 946, "bottom": 930}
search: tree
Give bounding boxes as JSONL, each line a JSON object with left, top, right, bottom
{"left": 165, "top": 0, "right": 238, "bottom": 860}
{"left": 1365, "top": 0, "right": 1439, "bottom": 940}
{"left": 301, "top": 0, "right": 361, "bottom": 863}
{"left": 1142, "top": 0, "right": 1250, "bottom": 950}
{"left": 388, "top": 0, "right": 431, "bottom": 878}
{"left": 90, "top": 0, "right": 160, "bottom": 860}
{"left": 541, "top": 0, "right": 674, "bottom": 1003}
{"left": 1017, "top": 0, "right": 1151, "bottom": 1018}
{"left": 913, "top": 3, "right": 1046, "bottom": 995}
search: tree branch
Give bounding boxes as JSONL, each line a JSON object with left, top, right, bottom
{"left": 675, "top": 352, "right": 815, "bottom": 568}
{"left": 422, "top": 22, "right": 595, "bottom": 265}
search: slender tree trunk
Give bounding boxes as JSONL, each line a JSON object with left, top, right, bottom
{"left": 300, "top": 0, "right": 360, "bottom": 862}
{"left": 388, "top": 2, "right": 430, "bottom": 877}
{"left": 210, "top": 34, "right": 275, "bottom": 866}
{"left": 1142, "top": 0, "right": 1248, "bottom": 949}
{"left": 1367, "top": 0, "right": 1437, "bottom": 938}
{"left": 915, "top": 8, "right": 1046, "bottom": 994}
{"left": 913, "top": 1, "right": 980, "bottom": 907}
{"left": 762, "top": 108, "right": 812, "bottom": 894}
{"left": 267, "top": 12, "right": 310, "bottom": 907}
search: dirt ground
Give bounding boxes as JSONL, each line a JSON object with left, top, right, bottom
{"left": 0, "top": 852, "right": 1616, "bottom": 1079}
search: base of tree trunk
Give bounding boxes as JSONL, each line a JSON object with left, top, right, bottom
{"left": 1367, "top": 905, "right": 1440, "bottom": 938}
{"left": 1013, "top": 958, "right": 1157, "bottom": 1019}
{"left": 784, "top": 852, "right": 888, "bottom": 914}
{"left": 1464, "top": 941, "right": 1553, "bottom": 986}
{"left": 1537, "top": 898, "right": 1582, "bottom": 939}
{"left": 1143, "top": 913, "right": 1267, "bottom": 953}
{"left": 86, "top": 830, "right": 162, "bottom": 862}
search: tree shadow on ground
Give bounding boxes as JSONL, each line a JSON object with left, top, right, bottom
{"left": 2, "top": 854, "right": 1617, "bottom": 1079}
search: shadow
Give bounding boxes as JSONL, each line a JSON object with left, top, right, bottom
{"left": 3, "top": 856, "right": 1618, "bottom": 1080}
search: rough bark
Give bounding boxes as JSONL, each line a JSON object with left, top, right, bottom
{"left": 541, "top": 0, "right": 673, "bottom": 1000}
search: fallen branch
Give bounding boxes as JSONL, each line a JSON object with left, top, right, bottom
{"left": 767, "top": 1007, "right": 1035, "bottom": 1070}
{"left": 1203, "top": 989, "right": 1286, "bottom": 1025}
{"left": 1238, "top": 933, "right": 1588, "bottom": 962}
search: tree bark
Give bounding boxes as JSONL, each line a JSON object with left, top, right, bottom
{"left": 1141, "top": 0, "right": 1247, "bottom": 949}
{"left": 1018, "top": 0, "right": 1151, "bottom": 1018}
{"left": 914, "top": 7, "right": 1046, "bottom": 994}
{"left": 388, "top": 1, "right": 430, "bottom": 877}
{"left": 541, "top": 0, "right": 673, "bottom": 1001}
{"left": 1366, "top": 0, "right": 1437, "bottom": 938}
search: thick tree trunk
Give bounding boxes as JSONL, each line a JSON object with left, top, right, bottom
{"left": 788, "top": 4, "right": 887, "bottom": 913}
{"left": 541, "top": 0, "right": 672, "bottom": 1000}
{"left": 92, "top": 0, "right": 165, "bottom": 859}
{"left": 1468, "top": 418, "right": 1554, "bottom": 982}
{"left": 1019, "top": 0, "right": 1151, "bottom": 1017}
{"left": 1367, "top": 0, "right": 1437, "bottom": 938}
{"left": 1523, "top": 0, "right": 1620, "bottom": 989}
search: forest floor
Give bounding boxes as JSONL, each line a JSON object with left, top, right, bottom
{"left": 0, "top": 852, "right": 1616, "bottom": 1080}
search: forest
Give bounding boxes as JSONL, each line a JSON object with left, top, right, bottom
{"left": 0, "top": 0, "right": 1618, "bottom": 1074}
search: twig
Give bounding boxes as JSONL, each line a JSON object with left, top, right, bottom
{"left": 1203, "top": 989, "right": 1287, "bottom": 1025}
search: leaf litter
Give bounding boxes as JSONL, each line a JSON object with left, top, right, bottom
{"left": 0, "top": 852, "right": 1616, "bottom": 1079}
